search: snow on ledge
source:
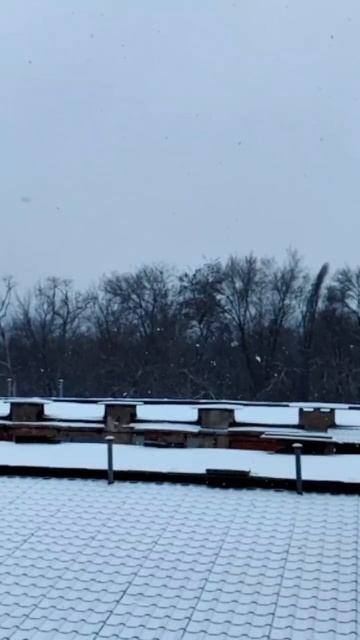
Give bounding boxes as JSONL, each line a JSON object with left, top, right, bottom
{"left": 336, "top": 410, "right": 360, "bottom": 427}
{"left": 235, "top": 406, "right": 299, "bottom": 425}
{"left": 98, "top": 400, "right": 143, "bottom": 406}
{"left": 0, "top": 401, "right": 10, "bottom": 418}
{"left": 0, "top": 442, "right": 359, "bottom": 483}
{"left": 137, "top": 404, "right": 198, "bottom": 423}
{"left": 10, "top": 397, "right": 51, "bottom": 405}
{"left": 45, "top": 402, "right": 104, "bottom": 422}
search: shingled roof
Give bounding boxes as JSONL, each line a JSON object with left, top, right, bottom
{"left": 0, "top": 476, "right": 359, "bottom": 640}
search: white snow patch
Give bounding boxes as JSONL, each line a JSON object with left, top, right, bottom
{"left": 137, "top": 404, "right": 198, "bottom": 423}
{"left": 99, "top": 400, "right": 143, "bottom": 406}
{"left": 135, "top": 422, "right": 200, "bottom": 433}
{"left": 193, "top": 403, "right": 239, "bottom": 411}
{"left": 11, "top": 397, "right": 50, "bottom": 404}
{"left": 235, "top": 406, "right": 299, "bottom": 425}
{"left": 290, "top": 402, "right": 349, "bottom": 409}
{"left": 0, "top": 401, "right": 10, "bottom": 418}
{"left": 327, "top": 427, "right": 360, "bottom": 443}
{"left": 336, "top": 410, "right": 360, "bottom": 427}
{"left": 44, "top": 402, "right": 104, "bottom": 422}
{"left": 0, "top": 442, "right": 359, "bottom": 482}
{"left": 0, "top": 477, "right": 356, "bottom": 639}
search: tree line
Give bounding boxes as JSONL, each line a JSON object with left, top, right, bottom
{"left": 1, "top": 251, "right": 360, "bottom": 401}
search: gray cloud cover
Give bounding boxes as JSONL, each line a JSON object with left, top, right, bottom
{"left": 0, "top": 0, "right": 359, "bottom": 286}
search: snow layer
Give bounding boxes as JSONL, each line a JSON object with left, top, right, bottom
{"left": 290, "top": 401, "right": 350, "bottom": 409}
{"left": 137, "top": 404, "right": 198, "bottom": 423}
{"left": 234, "top": 425, "right": 360, "bottom": 444}
{"left": 6, "top": 398, "right": 360, "bottom": 432}
{"left": 235, "top": 406, "right": 299, "bottom": 425}
{"left": 44, "top": 402, "right": 104, "bottom": 422}
{"left": 336, "top": 409, "right": 360, "bottom": 427}
{"left": 0, "top": 401, "right": 10, "bottom": 418}
{"left": 135, "top": 422, "right": 200, "bottom": 433}
{"left": 1, "top": 442, "right": 360, "bottom": 482}
{"left": 0, "top": 478, "right": 357, "bottom": 640}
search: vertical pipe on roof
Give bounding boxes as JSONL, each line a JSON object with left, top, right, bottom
{"left": 58, "top": 378, "right": 64, "bottom": 398}
{"left": 105, "top": 436, "right": 115, "bottom": 484}
{"left": 292, "top": 443, "right": 303, "bottom": 495}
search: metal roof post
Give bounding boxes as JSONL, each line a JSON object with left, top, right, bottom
{"left": 293, "top": 442, "right": 303, "bottom": 495}
{"left": 105, "top": 435, "right": 115, "bottom": 485}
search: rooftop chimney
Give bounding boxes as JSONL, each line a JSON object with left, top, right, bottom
{"left": 299, "top": 407, "right": 335, "bottom": 432}
{"left": 10, "top": 399, "right": 46, "bottom": 422}
{"left": 101, "top": 401, "right": 141, "bottom": 431}
{"left": 198, "top": 406, "right": 235, "bottom": 430}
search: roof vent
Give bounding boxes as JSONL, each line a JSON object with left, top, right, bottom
{"left": 197, "top": 405, "right": 235, "bottom": 429}
{"left": 10, "top": 399, "right": 47, "bottom": 422}
{"left": 299, "top": 407, "right": 335, "bottom": 432}
{"left": 100, "top": 401, "right": 143, "bottom": 431}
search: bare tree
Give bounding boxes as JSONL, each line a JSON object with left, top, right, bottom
{"left": 0, "top": 276, "right": 15, "bottom": 388}
{"left": 315, "top": 266, "right": 360, "bottom": 401}
{"left": 256, "top": 250, "right": 303, "bottom": 398}
{"left": 329, "top": 266, "right": 360, "bottom": 325}
{"left": 103, "top": 265, "right": 176, "bottom": 337}
{"left": 99, "top": 265, "right": 180, "bottom": 396}
{"left": 221, "top": 254, "right": 270, "bottom": 394}
{"left": 178, "top": 261, "right": 225, "bottom": 396}
{"left": 3, "top": 254, "right": 360, "bottom": 401}
{"left": 298, "top": 263, "right": 329, "bottom": 400}
{"left": 15, "top": 277, "right": 91, "bottom": 395}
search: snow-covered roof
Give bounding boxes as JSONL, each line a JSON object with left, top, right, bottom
{"left": 137, "top": 404, "right": 198, "bottom": 423}
{"left": 261, "top": 426, "right": 360, "bottom": 445}
{"left": 1, "top": 442, "right": 360, "bottom": 483}
{"left": 44, "top": 402, "right": 104, "bottom": 422}
{"left": 235, "top": 406, "right": 299, "bottom": 425}
{"left": 229, "top": 424, "right": 360, "bottom": 445}
{"left": 45, "top": 402, "right": 197, "bottom": 424}
{"left": 289, "top": 401, "right": 352, "bottom": 409}
{"left": 0, "top": 401, "right": 9, "bottom": 418}
{"left": 99, "top": 400, "right": 144, "bottom": 406}
{"left": 0, "top": 476, "right": 358, "bottom": 640}
{"left": 9, "top": 397, "right": 51, "bottom": 405}
{"left": 134, "top": 422, "right": 200, "bottom": 433}
{"left": 336, "top": 409, "right": 360, "bottom": 427}
{"left": 192, "top": 404, "right": 239, "bottom": 411}
{"left": 4, "top": 398, "right": 360, "bottom": 430}
{"left": 4, "top": 399, "right": 360, "bottom": 454}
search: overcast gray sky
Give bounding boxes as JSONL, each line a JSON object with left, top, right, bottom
{"left": 1, "top": 0, "right": 359, "bottom": 287}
